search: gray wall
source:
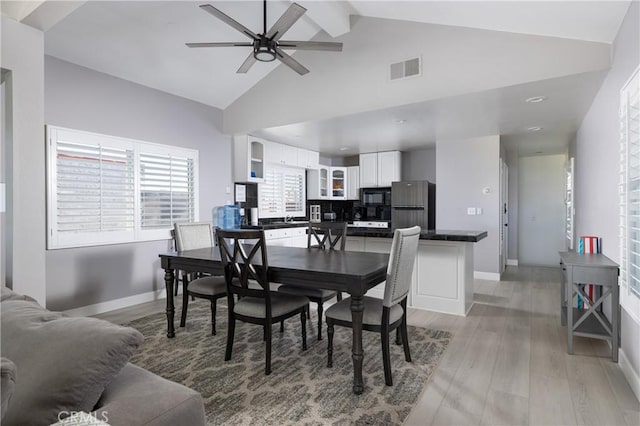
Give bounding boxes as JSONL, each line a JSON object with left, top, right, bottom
{"left": 402, "top": 148, "right": 436, "bottom": 182}
{"left": 436, "top": 135, "right": 500, "bottom": 275}
{"left": 44, "top": 56, "right": 232, "bottom": 311}
{"left": 574, "top": 1, "right": 639, "bottom": 387}
{"left": 0, "top": 17, "right": 46, "bottom": 304}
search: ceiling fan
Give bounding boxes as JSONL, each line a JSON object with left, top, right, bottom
{"left": 186, "top": 1, "right": 343, "bottom": 75}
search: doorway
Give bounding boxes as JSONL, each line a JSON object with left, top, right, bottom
{"left": 518, "top": 154, "right": 566, "bottom": 266}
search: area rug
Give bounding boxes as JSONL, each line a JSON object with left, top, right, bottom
{"left": 127, "top": 299, "right": 451, "bottom": 425}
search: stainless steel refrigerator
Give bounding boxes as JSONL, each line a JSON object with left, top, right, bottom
{"left": 391, "top": 181, "right": 436, "bottom": 230}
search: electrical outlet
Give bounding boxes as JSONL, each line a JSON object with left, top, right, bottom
{"left": 467, "top": 207, "right": 476, "bottom": 215}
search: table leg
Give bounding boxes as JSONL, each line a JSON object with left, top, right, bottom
{"left": 350, "top": 295, "right": 364, "bottom": 394}
{"left": 612, "top": 282, "right": 619, "bottom": 362}
{"left": 165, "top": 268, "right": 176, "bottom": 338}
{"left": 567, "top": 268, "right": 574, "bottom": 354}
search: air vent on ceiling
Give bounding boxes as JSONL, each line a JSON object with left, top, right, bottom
{"left": 389, "top": 57, "right": 421, "bottom": 81}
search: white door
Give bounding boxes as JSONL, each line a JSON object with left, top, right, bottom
{"left": 518, "top": 155, "right": 566, "bottom": 266}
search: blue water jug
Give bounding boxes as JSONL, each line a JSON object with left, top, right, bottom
{"left": 223, "top": 205, "right": 240, "bottom": 229}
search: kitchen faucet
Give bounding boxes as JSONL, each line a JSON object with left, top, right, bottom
{"left": 284, "top": 214, "right": 293, "bottom": 223}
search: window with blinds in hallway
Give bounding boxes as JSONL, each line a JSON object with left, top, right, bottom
{"left": 47, "top": 126, "right": 199, "bottom": 249}
{"left": 258, "top": 166, "right": 306, "bottom": 219}
{"left": 620, "top": 66, "right": 640, "bottom": 313}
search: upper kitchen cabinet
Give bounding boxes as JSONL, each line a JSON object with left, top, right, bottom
{"left": 307, "top": 166, "right": 330, "bottom": 199}
{"left": 297, "top": 148, "right": 319, "bottom": 169}
{"left": 331, "top": 167, "right": 347, "bottom": 199}
{"left": 347, "top": 166, "right": 360, "bottom": 200}
{"left": 265, "top": 140, "right": 298, "bottom": 166}
{"left": 359, "top": 151, "right": 402, "bottom": 187}
{"left": 234, "top": 135, "right": 265, "bottom": 182}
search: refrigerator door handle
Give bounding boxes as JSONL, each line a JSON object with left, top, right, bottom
{"left": 393, "top": 206, "right": 425, "bottom": 210}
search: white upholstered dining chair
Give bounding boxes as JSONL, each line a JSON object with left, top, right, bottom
{"left": 325, "top": 225, "right": 421, "bottom": 386}
{"left": 174, "top": 222, "right": 227, "bottom": 335}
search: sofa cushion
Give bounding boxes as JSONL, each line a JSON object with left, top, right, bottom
{"left": 0, "top": 357, "right": 17, "bottom": 420}
{"left": 0, "top": 300, "right": 143, "bottom": 426}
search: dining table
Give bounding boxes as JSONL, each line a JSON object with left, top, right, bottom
{"left": 159, "top": 244, "right": 390, "bottom": 395}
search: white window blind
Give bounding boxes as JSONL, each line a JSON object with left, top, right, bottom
{"left": 566, "top": 157, "right": 574, "bottom": 250}
{"left": 140, "top": 153, "right": 195, "bottom": 229}
{"left": 258, "top": 166, "right": 305, "bottom": 218}
{"left": 47, "top": 126, "right": 199, "bottom": 249}
{"left": 620, "top": 66, "right": 640, "bottom": 302}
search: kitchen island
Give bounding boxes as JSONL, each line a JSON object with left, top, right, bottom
{"left": 345, "top": 229, "right": 487, "bottom": 316}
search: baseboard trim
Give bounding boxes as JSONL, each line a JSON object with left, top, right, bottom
{"left": 507, "top": 259, "right": 519, "bottom": 266}
{"left": 63, "top": 288, "right": 170, "bottom": 317}
{"left": 474, "top": 271, "right": 501, "bottom": 281}
{"left": 620, "top": 348, "right": 640, "bottom": 403}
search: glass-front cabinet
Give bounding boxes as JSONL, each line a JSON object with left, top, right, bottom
{"left": 308, "top": 166, "right": 329, "bottom": 199}
{"left": 331, "top": 167, "right": 346, "bottom": 199}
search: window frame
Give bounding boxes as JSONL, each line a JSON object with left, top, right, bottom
{"left": 619, "top": 65, "right": 640, "bottom": 321}
{"left": 47, "top": 126, "right": 199, "bottom": 249}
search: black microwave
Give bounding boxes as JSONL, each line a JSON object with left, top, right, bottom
{"left": 360, "top": 187, "right": 392, "bottom": 206}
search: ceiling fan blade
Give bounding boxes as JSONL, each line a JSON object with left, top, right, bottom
{"left": 275, "top": 47, "right": 309, "bottom": 75}
{"left": 237, "top": 53, "right": 258, "bottom": 73}
{"left": 186, "top": 42, "right": 253, "bottom": 48}
{"left": 199, "top": 4, "right": 259, "bottom": 40}
{"left": 277, "top": 41, "right": 343, "bottom": 51}
{"left": 265, "top": 3, "right": 306, "bottom": 41}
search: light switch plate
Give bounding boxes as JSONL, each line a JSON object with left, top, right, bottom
{"left": 467, "top": 207, "right": 476, "bottom": 215}
{"left": 476, "top": 207, "right": 483, "bottom": 215}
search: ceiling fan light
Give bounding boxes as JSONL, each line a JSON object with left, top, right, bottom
{"left": 254, "top": 46, "right": 276, "bottom": 62}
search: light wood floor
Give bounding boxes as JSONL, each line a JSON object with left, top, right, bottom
{"left": 95, "top": 266, "right": 640, "bottom": 425}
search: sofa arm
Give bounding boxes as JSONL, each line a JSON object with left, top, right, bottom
{"left": 1, "top": 357, "right": 17, "bottom": 421}
{"left": 93, "top": 363, "right": 205, "bottom": 426}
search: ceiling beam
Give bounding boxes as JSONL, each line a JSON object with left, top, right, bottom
{"left": 3, "top": 0, "right": 87, "bottom": 32}
{"left": 298, "top": 0, "right": 354, "bottom": 38}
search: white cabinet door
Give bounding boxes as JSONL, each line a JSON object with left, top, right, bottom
{"left": 264, "top": 140, "right": 281, "bottom": 165}
{"left": 347, "top": 166, "right": 360, "bottom": 199}
{"left": 297, "top": 148, "right": 319, "bottom": 169}
{"left": 281, "top": 144, "right": 298, "bottom": 166}
{"left": 330, "top": 167, "right": 347, "bottom": 199}
{"left": 377, "top": 151, "right": 401, "bottom": 187}
{"left": 359, "top": 153, "right": 378, "bottom": 187}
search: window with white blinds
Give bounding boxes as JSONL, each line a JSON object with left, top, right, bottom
{"left": 258, "top": 166, "right": 305, "bottom": 218}
{"left": 140, "top": 153, "right": 195, "bottom": 229}
{"left": 47, "top": 126, "right": 199, "bottom": 249}
{"left": 620, "top": 66, "right": 640, "bottom": 306}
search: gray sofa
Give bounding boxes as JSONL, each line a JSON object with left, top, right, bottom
{"left": 0, "top": 287, "right": 205, "bottom": 426}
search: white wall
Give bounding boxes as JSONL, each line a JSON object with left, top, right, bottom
{"left": 436, "top": 135, "right": 500, "bottom": 275}
{"left": 0, "top": 17, "right": 46, "bottom": 305}
{"left": 224, "top": 16, "right": 611, "bottom": 134}
{"left": 506, "top": 149, "right": 520, "bottom": 262}
{"left": 44, "top": 56, "right": 232, "bottom": 311}
{"left": 402, "top": 148, "right": 436, "bottom": 182}
{"left": 518, "top": 155, "right": 567, "bottom": 266}
{"left": 574, "top": 1, "right": 639, "bottom": 396}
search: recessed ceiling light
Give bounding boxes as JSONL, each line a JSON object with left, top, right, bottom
{"left": 339, "top": 147, "right": 350, "bottom": 151}
{"left": 394, "top": 119, "right": 407, "bottom": 124}
{"left": 527, "top": 126, "right": 543, "bottom": 132}
{"left": 525, "top": 96, "right": 547, "bottom": 103}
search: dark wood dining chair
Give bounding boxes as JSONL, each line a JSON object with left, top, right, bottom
{"left": 217, "top": 229, "right": 309, "bottom": 375}
{"left": 325, "top": 225, "right": 421, "bottom": 386}
{"left": 174, "top": 222, "right": 227, "bottom": 335}
{"left": 277, "top": 221, "right": 346, "bottom": 340}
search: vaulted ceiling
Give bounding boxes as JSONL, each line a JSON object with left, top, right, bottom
{"left": 3, "top": 1, "right": 633, "bottom": 156}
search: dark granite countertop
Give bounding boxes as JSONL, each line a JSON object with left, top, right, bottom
{"left": 240, "top": 221, "right": 487, "bottom": 242}
{"left": 347, "top": 228, "right": 488, "bottom": 242}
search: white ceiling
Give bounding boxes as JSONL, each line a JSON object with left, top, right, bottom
{"left": 11, "top": 0, "right": 633, "bottom": 157}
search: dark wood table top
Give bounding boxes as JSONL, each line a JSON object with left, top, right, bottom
{"left": 160, "top": 245, "right": 390, "bottom": 297}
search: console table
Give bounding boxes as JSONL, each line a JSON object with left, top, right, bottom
{"left": 559, "top": 251, "right": 620, "bottom": 362}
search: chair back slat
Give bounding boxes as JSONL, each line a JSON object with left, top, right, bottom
{"left": 383, "top": 226, "right": 421, "bottom": 308}
{"left": 174, "top": 222, "right": 213, "bottom": 251}
{"left": 308, "top": 222, "right": 347, "bottom": 251}
{"left": 217, "top": 229, "right": 272, "bottom": 301}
